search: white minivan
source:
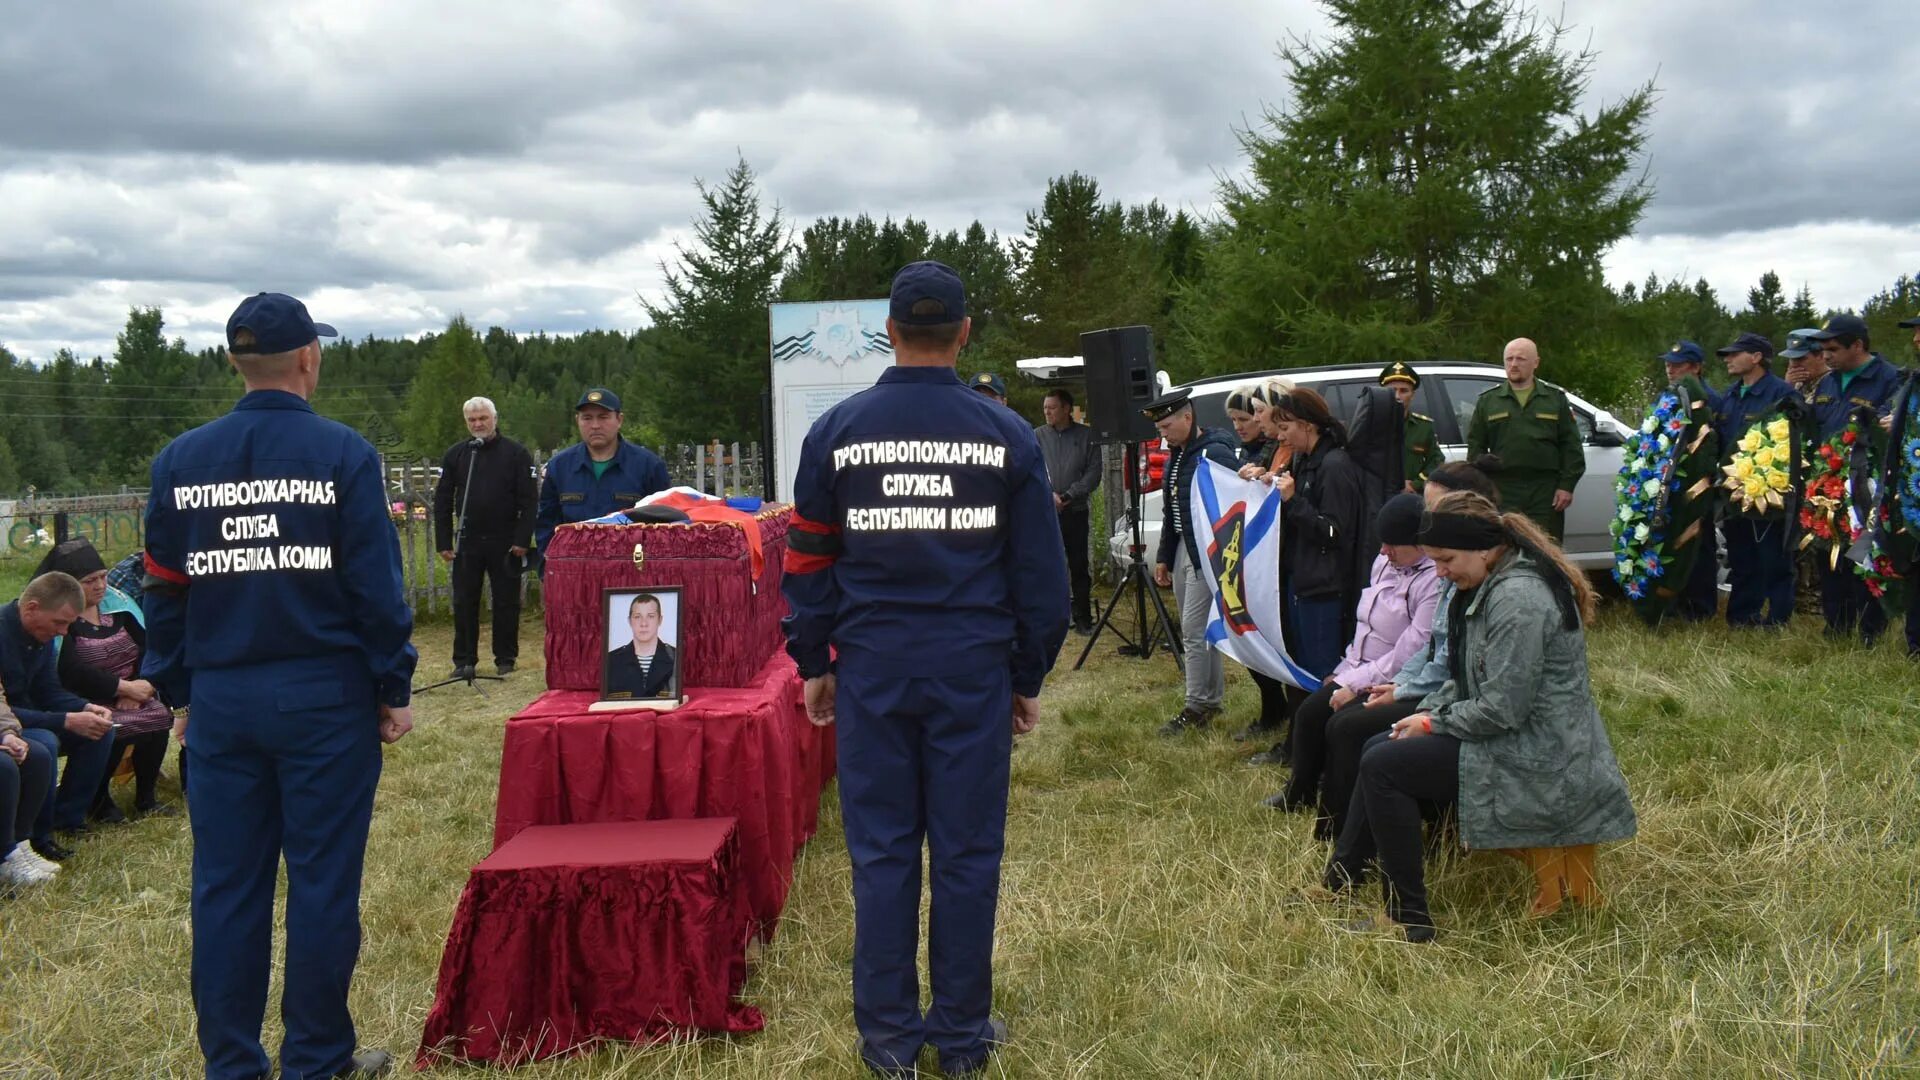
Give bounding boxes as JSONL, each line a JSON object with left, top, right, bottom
{"left": 1018, "top": 359, "right": 1633, "bottom": 571}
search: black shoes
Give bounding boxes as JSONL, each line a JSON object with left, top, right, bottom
{"left": 1245, "top": 742, "right": 1290, "bottom": 766}
{"left": 334, "top": 1048, "right": 394, "bottom": 1077}
{"left": 1070, "top": 621, "right": 1094, "bottom": 636}
{"left": 31, "top": 838, "right": 74, "bottom": 862}
{"left": 495, "top": 660, "right": 516, "bottom": 675}
{"left": 451, "top": 664, "right": 477, "bottom": 681}
{"left": 132, "top": 801, "right": 179, "bottom": 819}
{"left": 1262, "top": 790, "right": 1310, "bottom": 812}
{"left": 942, "top": 1017, "right": 1009, "bottom": 1077}
{"left": 90, "top": 800, "right": 129, "bottom": 826}
{"left": 1157, "top": 706, "right": 1219, "bottom": 737}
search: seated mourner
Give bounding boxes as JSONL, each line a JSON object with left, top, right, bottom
{"left": 1320, "top": 490, "right": 1636, "bottom": 942}
{"left": 2, "top": 572, "right": 117, "bottom": 863}
{"left": 1265, "top": 494, "right": 1438, "bottom": 832}
{"left": 36, "top": 539, "right": 177, "bottom": 821}
{"left": 0, "top": 696, "right": 59, "bottom": 887}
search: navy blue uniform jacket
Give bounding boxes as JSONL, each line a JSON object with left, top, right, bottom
{"left": 781, "top": 366, "right": 1070, "bottom": 697}
{"left": 535, "top": 440, "right": 671, "bottom": 556}
{"left": 0, "top": 600, "right": 89, "bottom": 730}
{"left": 1809, "top": 355, "right": 1901, "bottom": 438}
{"left": 140, "top": 390, "right": 417, "bottom": 708}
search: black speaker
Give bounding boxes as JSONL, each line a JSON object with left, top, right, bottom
{"left": 1080, "top": 325, "right": 1161, "bottom": 442}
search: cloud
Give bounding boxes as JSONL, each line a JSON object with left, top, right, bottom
{"left": 1, "top": 0, "right": 1915, "bottom": 365}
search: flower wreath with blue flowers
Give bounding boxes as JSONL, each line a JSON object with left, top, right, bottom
{"left": 1611, "top": 375, "right": 1718, "bottom": 620}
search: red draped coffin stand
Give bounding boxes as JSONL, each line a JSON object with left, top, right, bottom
{"left": 416, "top": 818, "right": 763, "bottom": 1066}
{"left": 542, "top": 508, "right": 792, "bottom": 691}
{"left": 494, "top": 648, "right": 834, "bottom": 938}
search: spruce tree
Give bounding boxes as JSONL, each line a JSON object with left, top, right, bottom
{"left": 401, "top": 316, "right": 493, "bottom": 460}
{"left": 1177, "top": 0, "right": 1653, "bottom": 382}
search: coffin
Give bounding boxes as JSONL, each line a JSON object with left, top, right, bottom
{"left": 542, "top": 506, "right": 790, "bottom": 691}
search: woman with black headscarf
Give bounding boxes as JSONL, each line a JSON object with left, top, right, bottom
{"left": 35, "top": 538, "right": 178, "bottom": 821}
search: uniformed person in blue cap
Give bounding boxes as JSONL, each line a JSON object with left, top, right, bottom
{"left": 142, "top": 292, "right": 417, "bottom": 1079}
{"left": 1780, "top": 328, "right": 1827, "bottom": 399}
{"left": 1714, "top": 332, "right": 1799, "bottom": 627}
{"left": 1145, "top": 386, "right": 1240, "bottom": 736}
{"left": 1805, "top": 313, "right": 1902, "bottom": 643}
{"left": 1658, "top": 340, "right": 1724, "bottom": 621}
{"left": 783, "top": 260, "right": 1068, "bottom": 1078}
{"left": 532, "top": 387, "right": 671, "bottom": 564}
{"left": 969, "top": 370, "right": 1008, "bottom": 403}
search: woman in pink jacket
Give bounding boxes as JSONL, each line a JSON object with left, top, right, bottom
{"left": 1265, "top": 493, "right": 1438, "bottom": 837}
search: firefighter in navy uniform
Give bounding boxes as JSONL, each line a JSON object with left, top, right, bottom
{"left": 1378, "top": 362, "right": 1443, "bottom": 490}
{"left": 141, "top": 293, "right": 417, "bottom": 1080}
{"left": 782, "top": 261, "right": 1068, "bottom": 1078}
{"left": 532, "top": 388, "right": 671, "bottom": 566}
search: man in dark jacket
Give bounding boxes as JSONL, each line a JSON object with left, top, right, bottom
{"left": 1035, "top": 389, "right": 1103, "bottom": 632}
{"left": 1148, "top": 388, "right": 1241, "bottom": 735}
{"left": 603, "top": 593, "right": 678, "bottom": 699}
{"left": 434, "top": 396, "right": 538, "bottom": 677}
{"left": 1, "top": 572, "right": 115, "bottom": 863}
{"left": 1806, "top": 314, "right": 1902, "bottom": 643}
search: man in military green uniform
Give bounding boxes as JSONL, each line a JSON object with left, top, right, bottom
{"left": 1379, "top": 361, "right": 1442, "bottom": 491}
{"left": 1466, "top": 337, "right": 1585, "bottom": 542}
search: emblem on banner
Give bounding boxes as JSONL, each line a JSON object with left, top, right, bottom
{"left": 1205, "top": 501, "right": 1258, "bottom": 635}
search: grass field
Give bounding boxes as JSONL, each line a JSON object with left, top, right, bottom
{"left": 3, "top": 593, "right": 1919, "bottom": 1078}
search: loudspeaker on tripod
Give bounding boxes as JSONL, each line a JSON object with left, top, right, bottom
{"left": 1079, "top": 325, "right": 1161, "bottom": 443}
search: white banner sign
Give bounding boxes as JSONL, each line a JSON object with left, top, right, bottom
{"left": 769, "top": 300, "right": 895, "bottom": 503}
{"left": 1187, "top": 459, "right": 1322, "bottom": 690}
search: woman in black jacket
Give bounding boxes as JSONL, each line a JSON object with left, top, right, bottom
{"left": 1267, "top": 387, "right": 1368, "bottom": 680}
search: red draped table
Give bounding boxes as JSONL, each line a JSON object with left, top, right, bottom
{"left": 417, "top": 818, "right": 761, "bottom": 1066}
{"left": 492, "top": 651, "right": 836, "bottom": 938}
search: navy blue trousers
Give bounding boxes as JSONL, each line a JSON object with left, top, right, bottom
{"left": 836, "top": 667, "right": 1012, "bottom": 1076}
{"left": 1723, "top": 518, "right": 1795, "bottom": 627}
{"left": 187, "top": 655, "right": 381, "bottom": 1080}
{"left": 20, "top": 723, "right": 115, "bottom": 839}
{"left": 1678, "top": 522, "right": 1720, "bottom": 620}
{"left": 2, "top": 736, "right": 54, "bottom": 845}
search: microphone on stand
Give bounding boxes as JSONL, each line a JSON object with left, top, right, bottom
{"left": 468, "top": 437, "right": 485, "bottom": 448}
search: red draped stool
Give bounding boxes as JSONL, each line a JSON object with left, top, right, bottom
{"left": 416, "top": 818, "right": 764, "bottom": 1068}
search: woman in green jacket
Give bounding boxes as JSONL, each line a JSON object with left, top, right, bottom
{"left": 1322, "top": 490, "right": 1636, "bottom": 941}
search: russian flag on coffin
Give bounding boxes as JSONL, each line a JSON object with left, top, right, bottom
{"left": 1188, "top": 459, "right": 1322, "bottom": 691}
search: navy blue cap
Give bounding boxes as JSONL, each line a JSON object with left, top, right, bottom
{"left": 970, "top": 372, "right": 1006, "bottom": 398}
{"left": 1715, "top": 332, "right": 1775, "bottom": 359}
{"left": 575, "top": 387, "right": 622, "bottom": 412}
{"left": 1658, "top": 340, "right": 1706, "bottom": 366}
{"left": 226, "top": 292, "right": 336, "bottom": 355}
{"left": 1808, "top": 313, "right": 1869, "bottom": 341}
{"left": 1779, "top": 329, "right": 1823, "bottom": 359}
{"left": 1898, "top": 314, "right": 1920, "bottom": 328}
{"left": 889, "top": 260, "right": 967, "bottom": 325}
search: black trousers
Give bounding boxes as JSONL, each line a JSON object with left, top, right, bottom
{"left": 452, "top": 538, "right": 523, "bottom": 667}
{"left": 1319, "top": 698, "right": 1423, "bottom": 840}
{"left": 1819, "top": 561, "right": 1886, "bottom": 642}
{"left": 1678, "top": 522, "right": 1720, "bottom": 621}
{"left": 1059, "top": 508, "right": 1092, "bottom": 625}
{"left": 1247, "top": 670, "right": 1292, "bottom": 735}
{"left": 1282, "top": 682, "right": 1342, "bottom": 805}
{"left": 93, "top": 728, "right": 170, "bottom": 811}
{"left": 1326, "top": 731, "right": 1460, "bottom": 929}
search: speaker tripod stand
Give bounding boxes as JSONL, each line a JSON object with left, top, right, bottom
{"left": 1075, "top": 443, "right": 1183, "bottom": 671}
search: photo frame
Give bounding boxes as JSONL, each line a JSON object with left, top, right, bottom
{"left": 591, "top": 586, "right": 686, "bottom": 712}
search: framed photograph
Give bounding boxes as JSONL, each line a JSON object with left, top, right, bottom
{"left": 593, "top": 586, "right": 685, "bottom": 711}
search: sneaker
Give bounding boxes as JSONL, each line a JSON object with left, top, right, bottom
{"left": 1156, "top": 706, "right": 1218, "bottom": 738}
{"left": 2, "top": 846, "right": 56, "bottom": 886}
{"left": 14, "top": 846, "right": 61, "bottom": 875}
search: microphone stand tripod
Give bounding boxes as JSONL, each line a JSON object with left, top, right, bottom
{"left": 1075, "top": 440, "right": 1183, "bottom": 671}
{"left": 415, "top": 437, "right": 508, "bottom": 695}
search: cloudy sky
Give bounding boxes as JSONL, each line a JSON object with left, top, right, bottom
{"left": 3, "top": 0, "right": 1916, "bottom": 363}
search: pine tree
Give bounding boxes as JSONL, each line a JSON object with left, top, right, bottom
{"left": 642, "top": 157, "right": 791, "bottom": 443}
{"left": 401, "top": 316, "right": 493, "bottom": 460}
{"left": 1177, "top": 0, "right": 1652, "bottom": 384}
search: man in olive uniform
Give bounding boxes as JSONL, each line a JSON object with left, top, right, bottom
{"left": 1379, "top": 362, "right": 1442, "bottom": 491}
{"left": 1466, "top": 337, "right": 1585, "bottom": 542}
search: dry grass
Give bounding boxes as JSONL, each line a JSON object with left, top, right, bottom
{"left": 3, "top": 603, "right": 1920, "bottom": 1078}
